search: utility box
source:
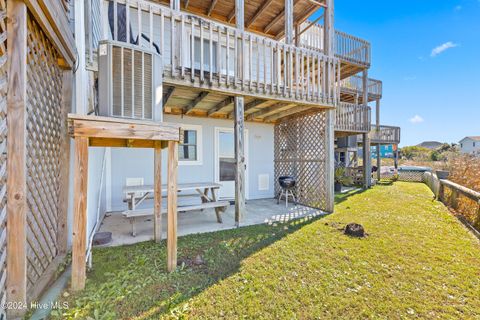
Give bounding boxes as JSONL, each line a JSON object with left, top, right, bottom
{"left": 98, "top": 40, "right": 163, "bottom": 121}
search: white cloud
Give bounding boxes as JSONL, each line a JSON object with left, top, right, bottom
{"left": 410, "top": 115, "right": 424, "bottom": 124}
{"left": 454, "top": 5, "right": 462, "bottom": 11}
{"left": 430, "top": 42, "right": 459, "bottom": 57}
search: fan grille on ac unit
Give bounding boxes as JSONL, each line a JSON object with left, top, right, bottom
{"left": 111, "top": 45, "right": 153, "bottom": 120}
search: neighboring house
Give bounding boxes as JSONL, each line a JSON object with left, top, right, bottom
{"left": 0, "top": 0, "right": 402, "bottom": 316}
{"left": 459, "top": 137, "right": 480, "bottom": 155}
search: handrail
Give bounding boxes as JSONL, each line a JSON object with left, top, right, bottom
{"left": 89, "top": 0, "right": 341, "bottom": 106}
{"left": 340, "top": 75, "right": 382, "bottom": 97}
{"left": 358, "top": 125, "right": 401, "bottom": 144}
{"left": 335, "top": 103, "right": 371, "bottom": 133}
{"left": 299, "top": 21, "right": 371, "bottom": 67}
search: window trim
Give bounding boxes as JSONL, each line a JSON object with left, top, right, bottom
{"left": 179, "top": 124, "right": 203, "bottom": 166}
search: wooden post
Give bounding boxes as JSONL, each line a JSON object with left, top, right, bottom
{"left": 376, "top": 144, "right": 381, "bottom": 181}
{"left": 324, "top": 0, "right": 334, "bottom": 55}
{"left": 171, "top": 0, "right": 180, "bottom": 11}
{"left": 6, "top": 1, "right": 28, "bottom": 317}
{"left": 394, "top": 145, "right": 399, "bottom": 170}
{"left": 71, "top": 137, "right": 89, "bottom": 291}
{"left": 362, "top": 70, "right": 371, "bottom": 188}
{"left": 154, "top": 141, "right": 162, "bottom": 242}
{"left": 167, "top": 140, "right": 178, "bottom": 272}
{"left": 58, "top": 70, "right": 73, "bottom": 255}
{"left": 234, "top": 96, "right": 245, "bottom": 226}
{"left": 235, "top": 0, "right": 244, "bottom": 29}
{"left": 325, "top": 109, "right": 335, "bottom": 212}
{"left": 285, "top": 0, "right": 293, "bottom": 45}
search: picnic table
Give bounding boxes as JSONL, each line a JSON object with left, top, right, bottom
{"left": 123, "top": 182, "right": 229, "bottom": 236}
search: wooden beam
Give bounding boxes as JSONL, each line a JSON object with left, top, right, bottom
{"left": 184, "top": 0, "right": 190, "bottom": 9}
{"left": 184, "top": 91, "right": 209, "bottom": 115}
{"left": 163, "top": 86, "right": 175, "bottom": 108}
{"left": 207, "top": 96, "right": 234, "bottom": 116}
{"left": 88, "top": 137, "right": 168, "bottom": 148}
{"left": 71, "top": 136, "right": 89, "bottom": 291}
{"left": 6, "top": 1, "right": 27, "bottom": 317}
{"left": 234, "top": 97, "right": 245, "bottom": 226}
{"left": 228, "top": 99, "right": 268, "bottom": 118}
{"left": 167, "top": 140, "right": 178, "bottom": 272}
{"left": 265, "top": 0, "right": 300, "bottom": 34}
{"left": 246, "top": 0, "right": 276, "bottom": 28}
{"left": 68, "top": 114, "right": 182, "bottom": 141}
{"left": 263, "top": 105, "right": 310, "bottom": 122}
{"left": 293, "top": 14, "right": 323, "bottom": 41}
{"left": 154, "top": 141, "right": 162, "bottom": 242}
{"left": 275, "top": 4, "right": 319, "bottom": 39}
{"left": 227, "top": 9, "right": 236, "bottom": 23}
{"left": 57, "top": 70, "right": 73, "bottom": 255}
{"left": 246, "top": 103, "right": 293, "bottom": 120}
{"left": 207, "top": 0, "right": 218, "bottom": 16}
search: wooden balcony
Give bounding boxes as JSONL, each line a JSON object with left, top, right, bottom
{"left": 299, "top": 21, "right": 371, "bottom": 79}
{"left": 340, "top": 75, "right": 382, "bottom": 104}
{"left": 358, "top": 125, "right": 401, "bottom": 145}
{"left": 88, "top": 0, "right": 341, "bottom": 122}
{"left": 334, "top": 102, "right": 371, "bottom": 134}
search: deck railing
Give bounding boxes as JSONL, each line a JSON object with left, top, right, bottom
{"left": 363, "top": 125, "right": 401, "bottom": 144}
{"left": 299, "top": 21, "right": 371, "bottom": 67}
{"left": 87, "top": 0, "right": 340, "bottom": 106}
{"left": 340, "top": 75, "right": 382, "bottom": 98}
{"left": 335, "top": 103, "right": 371, "bottom": 133}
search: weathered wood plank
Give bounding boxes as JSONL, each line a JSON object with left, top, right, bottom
{"left": 163, "top": 86, "right": 175, "bottom": 108}
{"left": 184, "top": 91, "right": 209, "bottom": 115}
{"left": 167, "top": 140, "right": 178, "bottom": 272}
{"left": 246, "top": 0, "right": 275, "bottom": 28}
{"left": 154, "top": 141, "right": 162, "bottom": 243}
{"left": 71, "top": 136, "right": 89, "bottom": 291}
{"left": 68, "top": 114, "right": 181, "bottom": 141}
{"left": 234, "top": 97, "right": 245, "bottom": 226}
{"left": 57, "top": 70, "right": 73, "bottom": 255}
{"left": 207, "top": 96, "right": 234, "bottom": 116}
{"left": 6, "top": 1, "right": 28, "bottom": 316}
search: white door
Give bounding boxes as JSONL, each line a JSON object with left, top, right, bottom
{"left": 214, "top": 128, "right": 248, "bottom": 200}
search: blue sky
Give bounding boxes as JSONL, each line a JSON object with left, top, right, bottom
{"left": 312, "top": 0, "right": 480, "bottom": 146}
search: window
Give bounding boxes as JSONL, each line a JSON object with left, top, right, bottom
{"left": 179, "top": 124, "right": 202, "bottom": 165}
{"left": 461, "top": 143, "right": 463, "bottom": 148}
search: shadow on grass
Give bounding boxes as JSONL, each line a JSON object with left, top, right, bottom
{"left": 334, "top": 187, "right": 366, "bottom": 205}
{"left": 57, "top": 212, "right": 329, "bottom": 319}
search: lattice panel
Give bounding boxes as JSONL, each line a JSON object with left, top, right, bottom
{"left": 398, "top": 171, "right": 425, "bottom": 182}
{"left": 274, "top": 111, "right": 328, "bottom": 210}
{"left": 0, "top": 0, "right": 7, "bottom": 311}
{"left": 25, "top": 15, "right": 64, "bottom": 291}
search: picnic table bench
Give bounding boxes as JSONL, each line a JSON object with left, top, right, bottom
{"left": 123, "top": 182, "right": 229, "bottom": 236}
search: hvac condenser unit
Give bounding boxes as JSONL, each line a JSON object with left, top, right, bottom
{"left": 98, "top": 40, "right": 163, "bottom": 121}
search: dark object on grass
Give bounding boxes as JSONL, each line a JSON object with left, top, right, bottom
{"left": 93, "top": 232, "right": 112, "bottom": 246}
{"left": 193, "top": 255, "right": 205, "bottom": 266}
{"left": 344, "top": 223, "right": 365, "bottom": 238}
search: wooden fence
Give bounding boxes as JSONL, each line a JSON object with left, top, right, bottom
{"left": 423, "top": 172, "right": 480, "bottom": 232}
{"left": 335, "top": 102, "right": 370, "bottom": 133}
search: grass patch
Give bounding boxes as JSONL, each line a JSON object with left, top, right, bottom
{"left": 54, "top": 182, "right": 480, "bottom": 319}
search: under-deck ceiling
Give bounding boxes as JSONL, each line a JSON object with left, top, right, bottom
{"left": 162, "top": 85, "right": 325, "bottom": 123}
{"left": 153, "top": 0, "right": 325, "bottom": 39}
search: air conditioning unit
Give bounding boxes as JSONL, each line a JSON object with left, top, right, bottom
{"left": 98, "top": 40, "right": 163, "bottom": 121}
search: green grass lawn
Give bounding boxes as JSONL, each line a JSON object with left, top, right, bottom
{"left": 54, "top": 182, "right": 480, "bottom": 319}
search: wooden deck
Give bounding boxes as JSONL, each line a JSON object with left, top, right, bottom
{"left": 358, "top": 125, "right": 401, "bottom": 145}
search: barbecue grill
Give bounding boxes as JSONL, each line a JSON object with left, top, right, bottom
{"left": 277, "top": 176, "right": 297, "bottom": 207}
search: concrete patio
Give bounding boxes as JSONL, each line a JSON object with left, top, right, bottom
{"left": 98, "top": 198, "right": 327, "bottom": 246}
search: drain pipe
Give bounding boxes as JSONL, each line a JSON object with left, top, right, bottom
{"left": 86, "top": 148, "right": 107, "bottom": 269}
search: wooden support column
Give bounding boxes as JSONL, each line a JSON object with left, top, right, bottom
{"left": 375, "top": 98, "right": 380, "bottom": 181}
{"left": 235, "top": 0, "right": 244, "bottom": 30}
{"left": 167, "top": 140, "right": 178, "bottom": 272}
{"left": 171, "top": 0, "right": 180, "bottom": 11}
{"left": 285, "top": 0, "right": 294, "bottom": 45}
{"left": 154, "top": 141, "right": 162, "bottom": 242}
{"left": 234, "top": 97, "right": 246, "bottom": 226}
{"left": 394, "top": 145, "right": 399, "bottom": 170}
{"left": 71, "top": 137, "right": 89, "bottom": 291}
{"left": 58, "top": 70, "right": 73, "bottom": 255}
{"left": 324, "top": 0, "right": 334, "bottom": 56}
{"left": 325, "top": 109, "right": 335, "bottom": 212}
{"left": 376, "top": 144, "right": 381, "bottom": 181}
{"left": 362, "top": 70, "right": 371, "bottom": 188}
{"left": 6, "top": 1, "right": 28, "bottom": 317}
